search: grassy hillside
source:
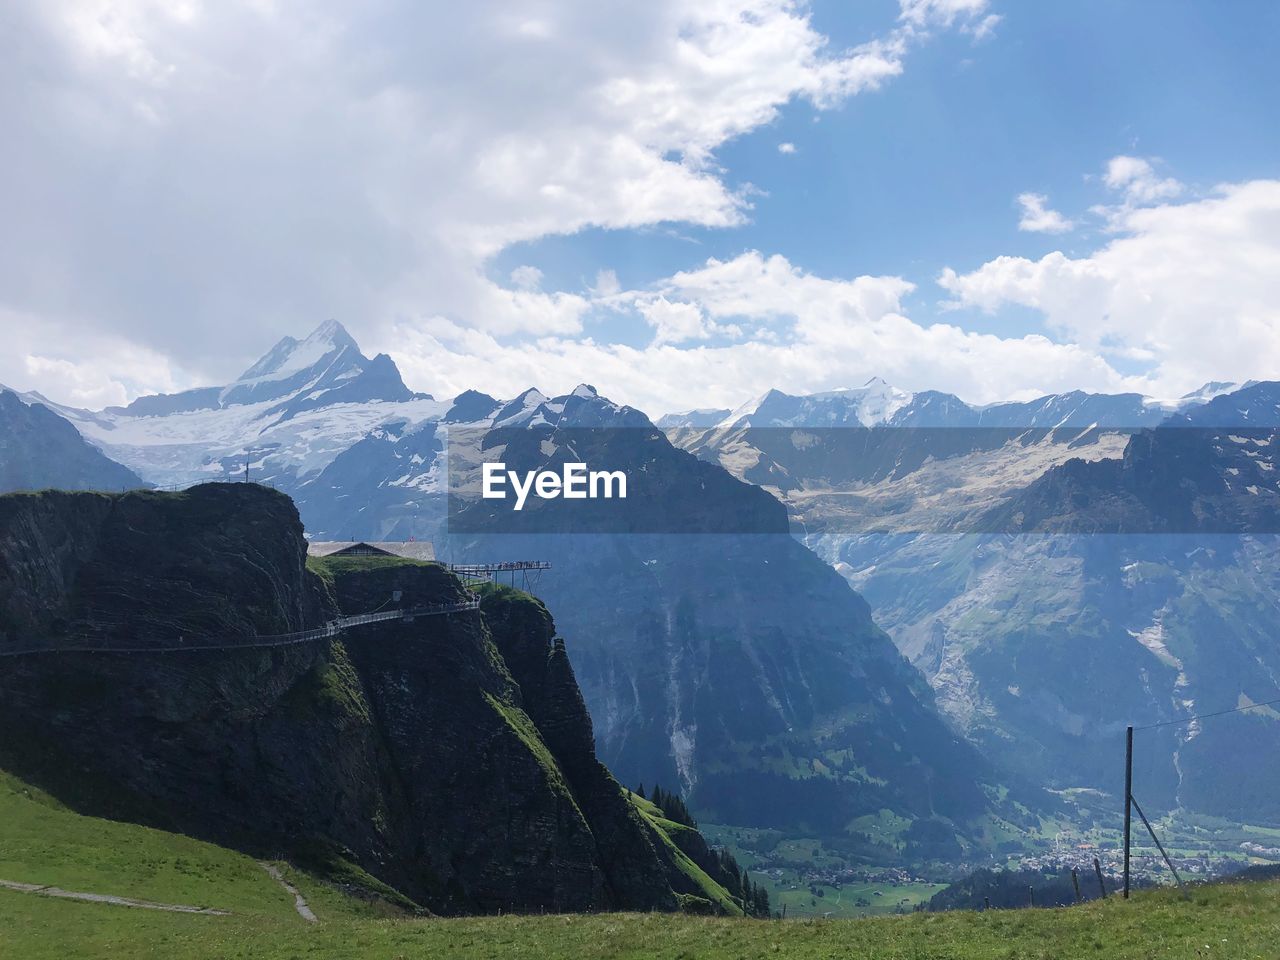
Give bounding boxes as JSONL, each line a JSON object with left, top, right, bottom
{"left": 626, "top": 791, "right": 743, "bottom": 917}
{"left": 0, "top": 770, "right": 346, "bottom": 921}
{"left": 3, "top": 768, "right": 1280, "bottom": 958}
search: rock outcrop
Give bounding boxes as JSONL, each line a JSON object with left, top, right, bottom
{"left": 0, "top": 483, "right": 736, "bottom": 914}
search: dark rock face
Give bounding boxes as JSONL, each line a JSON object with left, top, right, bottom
{"left": 0, "top": 390, "right": 144, "bottom": 494}
{"left": 478, "top": 586, "right": 683, "bottom": 909}
{"left": 0, "top": 484, "right": 722, "bottom": 914}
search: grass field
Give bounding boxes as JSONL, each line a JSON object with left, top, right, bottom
{"left": 4, "top": 770, "right": 1280, "bottom": 959}
{"left": 770, "top": 879, "right": 949, "bottom": 918}
{"left": 8, "top": 872, "right": 1280, "bottom": 959}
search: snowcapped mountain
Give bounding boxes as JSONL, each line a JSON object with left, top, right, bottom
{"left": 1168, "top": 379, "right": 1256, "bottom": 410}
{"left": 654, "top": 409, "right": 731, "bottom": 430}
{"left": 292, "top": 380, "right": 652, "bottom": 541}
{"left": 668, "top": 379, "right": 1251, "bottom": 435}
{"left": 32, "top": 321, "right": 447, "bottom": 489}
{"left": 662, "top": 380, "right": 1256, "bottom": 533}
{"left": 714, "top": 378, "right": 914, "bottom": 431}
{"left": 1175, "top": 380, "right": 1280, "bottom": 426}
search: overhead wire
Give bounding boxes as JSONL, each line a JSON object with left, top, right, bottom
{"left": 1134, "top": 695, "right": 1280, "bottom": 731}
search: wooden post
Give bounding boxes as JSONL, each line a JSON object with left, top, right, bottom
{"left": 1071, "top": 868, "right": 1081, "bottom": 903}
{"left": 1028, "top": 885, "right": 1034, "bottom": 907}
{"left": 983, "top": 896, "right": 991, "bottom": 911}
{"left": 1094, "top": 857, "right": 1107, "bottom": 898}
{"left": 1123, "top": 725, "right": 1133, "bottom": 899}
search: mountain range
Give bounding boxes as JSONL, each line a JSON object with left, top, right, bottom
{"left": 664, "top": 379, "right": 1280, "bottom": 825}
{"left": 6, "top": 320, "right": 1280, "bottom": 843}
{"left": 0, "top": 323, "right": 1021, "bottom": 863}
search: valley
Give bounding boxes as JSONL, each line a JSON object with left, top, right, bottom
{"left": 666, "top": 382, "right": 1280, "bottom": 832}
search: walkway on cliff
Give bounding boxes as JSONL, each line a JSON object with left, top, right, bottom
{"left": 0, "top": 595, "right": 480, "bottom": 657}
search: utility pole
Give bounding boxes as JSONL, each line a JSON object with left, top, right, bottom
{"left": 243, "top": 446, "right": 266, "bottom": 484}
{"left": 1123, "top": 725, "right": 1133, "bottom": 899}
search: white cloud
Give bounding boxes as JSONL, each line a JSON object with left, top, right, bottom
{"left": 1103, "top": 155, "right": 1183, "bottom": 205}
{"left": 778, "top": 142, "right": 797, "bottom": 154}
{"left": 899, "top": 0, "right": 1000, "bottom": 40}
{"left": 391, "top": 250, "right": 1131, "bottom": 413}
{"left": 899, "top": 0, "right": 993, "bottom": 30}
{"left": 653, "top": 251, "right": 914, "bottom": 339}
{"left": 638, "top": 297, "right": 716, "bottom": 345}
{"left": 0, "top": 305, "right": 189, "bottom": 408}
{"left": 1016, "top": 192, "right": 1074, "bottom": 234}
{"left": 2, "top": 0, "right": 992, "bottom": 400}
{"left": 590, "top": 269, "right": 621, "bottom": 298}
{"left": 10, "top": 3, "right": 1268, "bottom": 424}
{"left": 510, "top": 265, "right": 544, "bottom": 291}
{"left": 940, "top": 178, "right": 1280, "bottom": 397}
{"left": 964, "top": 13, "right": 1002, "bottom": 40}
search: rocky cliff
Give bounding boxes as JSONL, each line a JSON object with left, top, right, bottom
{"left": 0, "top": 483, "right": 738, "bottom": 914}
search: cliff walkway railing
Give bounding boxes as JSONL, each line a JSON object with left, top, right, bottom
{"left": 0, "top": 596, "right": 480, "bottom": 658}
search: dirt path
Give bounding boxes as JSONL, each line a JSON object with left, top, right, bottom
{"left": 258, "top": 862, "right": 317, "bottom": 922}
{"left": 0, "top": 877, "right": 230, "bottom": 915}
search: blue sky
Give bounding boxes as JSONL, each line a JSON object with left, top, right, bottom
{"left": 3, "top": 1, "right": 1280, "bottom": 414}
{"left": 494, "top": 0, "right": 1280, "bottom": 349}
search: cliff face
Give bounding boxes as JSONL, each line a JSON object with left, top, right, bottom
{"left": 0, "top": 484, "right": 732, "bottom": 914}
{"left": 478, "top": 584, "right": 739, "bottom": 911}
{"left": 0, "top": 484, "right": 326, "bottom": 646}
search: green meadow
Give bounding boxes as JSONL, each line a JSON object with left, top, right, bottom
{"left": 3, "top": 770, "right": 1278, "bottom": 960}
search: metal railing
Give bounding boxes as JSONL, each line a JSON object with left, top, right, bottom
{"left": 0, "top": 596, "right": 479, "bottom": 658}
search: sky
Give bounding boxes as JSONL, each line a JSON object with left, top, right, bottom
{"left": 3, "top": 0, "right": 1280, "bottom": 416}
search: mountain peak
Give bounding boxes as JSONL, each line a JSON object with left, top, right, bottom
{"left": 237, "top": 319, "right": 360, "bottom": 383}
{"left": 311, "top": 318, "right": 354, "bottom": 344}
{"left": 717, "top": 382, "right": 912, "bottom": 429}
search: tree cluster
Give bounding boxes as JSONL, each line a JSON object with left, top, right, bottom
{"left": 637, "top": 782, "right": 697, "bottom": 828}
{"left": 714, "top": 846, "right": 771, "bottom": 917}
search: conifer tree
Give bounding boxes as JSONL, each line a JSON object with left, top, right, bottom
{"left": 753, "top": 884, "right": 770, "bottom": 917}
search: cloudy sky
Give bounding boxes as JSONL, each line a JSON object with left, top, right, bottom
{"left": 3, "top": 0, "right": 1280, "bottom": 415}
